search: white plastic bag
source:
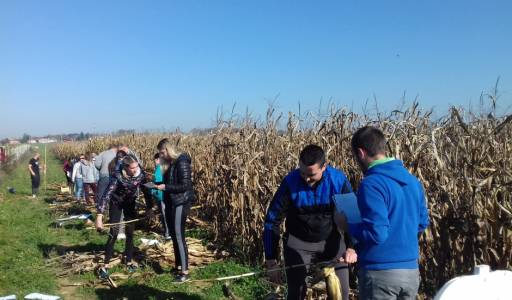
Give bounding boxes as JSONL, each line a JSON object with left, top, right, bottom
{"left": 24, "top": 293, "right": 60, "bottom": 300}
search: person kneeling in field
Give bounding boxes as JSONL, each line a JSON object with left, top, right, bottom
{"left": 95, "top": 154, "right": 153, "bottom": 277}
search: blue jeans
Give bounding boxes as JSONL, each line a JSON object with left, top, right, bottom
{"left": 74, "top": 178, "right": 84, "bottom": 200}
{"left": 358, "top": 268, "right": 420, "bottom": 300}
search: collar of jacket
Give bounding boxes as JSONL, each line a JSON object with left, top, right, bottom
{"left": 368, "top": 157, "right": 394, "bottom": 170}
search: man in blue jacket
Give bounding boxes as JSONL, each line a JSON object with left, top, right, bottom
{"left": 350, "top": 126, "right": 429, "bottom": 300}
{"left": 264, "top": 145, "right": 357, "bottom": 300}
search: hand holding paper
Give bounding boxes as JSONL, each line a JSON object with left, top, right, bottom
{"left": 143, "top": 182, "right": 157, "bottom": 189}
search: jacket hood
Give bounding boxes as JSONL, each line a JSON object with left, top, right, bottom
{"left": 121, "top": 166, "right": 141, "bottom": 179}
{"left": 176, "top": 153, "right": 191, "bottom": 164}
{"left": 365, "top": 159, "right": 410, "bottom": 186}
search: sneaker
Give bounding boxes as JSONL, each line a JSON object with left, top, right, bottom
{"left": 126, "top": 263, "right": 138, "bottom": 273}
{"left": 174, "top": 273, "right": 189, "bottom": 283}
{"left": 98, "top": 267, "right": 109, "bottom": 280}
{"left": 32, "top": 194, "right": 36, "bottom": 198}
{"left": 117, "top": 233, "right": 126, "bottom": 240}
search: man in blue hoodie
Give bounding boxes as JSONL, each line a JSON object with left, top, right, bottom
{"left": 350, "top": 126, "right": 429, "bottom": 300}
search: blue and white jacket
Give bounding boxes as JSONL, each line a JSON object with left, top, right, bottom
{"left": 263, "top": 165, "right": 352, "bottom": 260}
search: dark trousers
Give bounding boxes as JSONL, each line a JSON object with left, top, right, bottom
{"left": 104, "top": 200, "right": 136, "bottom": 264}
{"left": 66, "top": 176, "right": 74, "bottom": 194}
{"left": 84, "top": 183, "right": 97, "bottom": 204}
{"left": 165, "top": 201, "right": 191, "bottom": 272}
{"left": 31, "top": 174, "right": 40, "bottom": 195}
{"left": 283, "top": 232, "right": 350, "bottom": 300}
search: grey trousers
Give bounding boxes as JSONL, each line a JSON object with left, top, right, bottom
{"left": 358, "top": 269, "right": 419, "bottom": 300}
{"left": 284, "top": 233, "right": 350, "bottom": 300}
{"left": 96, "top": 176, "right": 110, "bottom": 204}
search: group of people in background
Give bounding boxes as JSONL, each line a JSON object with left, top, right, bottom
{"left": 41, "top": 125, "right": 428, "bottom": 300}
{"left": 62, "top": 153, "right": 98, "bottom": 204}
{"left": 61, "top": 140, "right": 196, "bottom": 283}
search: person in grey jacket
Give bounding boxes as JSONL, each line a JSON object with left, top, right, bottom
{"left": 95, "top": 144, "right": 118, "bottom": 204}
{"left": 72, "top": 155, "right": 85, "bottom": 201}
{"left": 81, "top": 152, "right": 99, "bottom": 205}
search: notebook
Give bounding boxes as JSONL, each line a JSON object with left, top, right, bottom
{"left": 332, "top": 193, "right": 362, "bottom": 224}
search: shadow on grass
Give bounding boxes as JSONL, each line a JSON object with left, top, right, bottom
{"left": 38, "top": 242, "right": 105, "bottom": 258}
{"left": 67, "top": 205, "right": 93, "bottom": 215}
{"left": 62, "top": 222, "right": 87, "bottom": 230}
{"left": 95, "top": 285, "right": 202, "bottom": 300}
{"left": 146, "top": 260, "right": 165, "bottom": 275}
{"left": 43, "top": 196, "right": 56, "bottom": 204}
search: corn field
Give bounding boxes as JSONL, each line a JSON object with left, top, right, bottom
{"left": 53, "top": 103, "right": 512, "bottom": 296}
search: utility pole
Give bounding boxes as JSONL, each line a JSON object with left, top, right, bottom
{"left": 44, "top": 143, "right": 47, "bottom": 192}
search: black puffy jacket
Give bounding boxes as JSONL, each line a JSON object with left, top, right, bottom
{"left": 162, "top": 153, "right": 196, "bottom": 206}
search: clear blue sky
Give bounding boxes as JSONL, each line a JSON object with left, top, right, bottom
{"left": 1, "top": 0, "right": 511, "bottom": 138}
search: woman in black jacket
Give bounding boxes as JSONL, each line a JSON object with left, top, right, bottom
{"left": 156, "top": 138, "right": 196, "bottom": 282}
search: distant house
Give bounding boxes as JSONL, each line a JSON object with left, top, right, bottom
{"left": 28, "top": 139, "right": 38, "bottom": 144}
{"left": 8, "top": 139, "right": 20, "bottom": 145}
{"left": 37, "top": 138, "right": 57, "bottom": 144}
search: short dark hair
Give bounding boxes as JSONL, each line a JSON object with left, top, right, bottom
{"left": 116, "top": 150, "right": 127, "bottom": 159}
{"left": 153, "top": 153, "right": 160, "bottom": 160}
{"left": 351, "top": 126, "right": 387, "bottom": 157}
{"left": 299, "top": 144, "right": 326, "bottom": 166}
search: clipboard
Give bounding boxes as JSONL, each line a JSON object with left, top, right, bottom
{"left": 332, "top": 193, "right": 362, "bottom": 224}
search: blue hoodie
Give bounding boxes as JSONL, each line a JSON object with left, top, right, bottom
{"left": 349, "top": 160, "right": 429, "bottom": 270}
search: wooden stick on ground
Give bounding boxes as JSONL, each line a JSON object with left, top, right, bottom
{"left": 103, "top": 217, "right": 145, "bottom": 227}
{"left": 106, "top": 276, "right": 118, "bottom": 288}
{"left": 85, "top": 217, "right": 147, "bottom": 230}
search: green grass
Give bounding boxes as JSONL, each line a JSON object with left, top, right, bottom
{"left": 0, "top": 144, "right": 272, "bottom": 299}
{"left": 0, "top": 144, "right": 65, "bottom": 297}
